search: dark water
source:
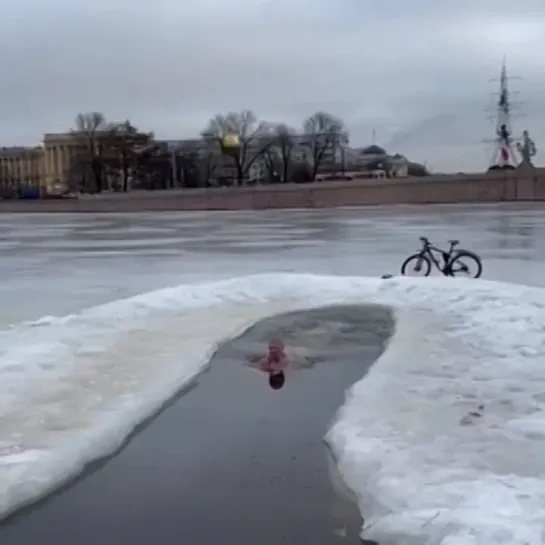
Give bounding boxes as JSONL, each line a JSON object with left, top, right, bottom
{"left": 0, "top": 304, "right": 393, "bottom": 545}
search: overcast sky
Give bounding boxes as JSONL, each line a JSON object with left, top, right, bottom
{"left": 0, "top": 0, "right": 544, "bottom": 172}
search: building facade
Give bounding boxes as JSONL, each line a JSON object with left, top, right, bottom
{"left": 0, "top": 130, "right": 358, "bottom": 193}
{"left": 343, "top": 145, "right": 409, "bottom": 178}
{"left": 0, "top": 134, "right": 88, "bottom": 195}
{"left": 0, "top": 146, "right": 45, "bottom": 195}
{"left": 42, "top": 132, "right": 89, "bottom": 190}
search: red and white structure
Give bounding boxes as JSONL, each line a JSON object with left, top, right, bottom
{"left": 487, "top": 59, "right": 518, "bottom": 170}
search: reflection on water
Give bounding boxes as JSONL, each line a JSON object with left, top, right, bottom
{"left": 1, "top": 205, "right": 545, "bottom": 260}
{"left": 491, "top": 215, "right": 535, "bottom": 252}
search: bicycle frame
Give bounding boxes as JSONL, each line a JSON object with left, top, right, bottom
{"left": 420, "top": 242, "right": 454, "bottom": 273}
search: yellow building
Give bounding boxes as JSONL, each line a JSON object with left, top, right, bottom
{"left": 0, "top": 132, "right": 86, "bottom": 194}
{"left": 43, "top": 132, "right": 89, "bottom": 191}
{"left": 0, "top": 133, "right": 101, "bottom": 195}
{"left": 0, "top": 146, "right": 44, "bottom": 194}
{"left": 1, "top": 130, "right": 188, "bottom": 194}
{"left": 43, "top": 131, "right": 146, "bottom": 192}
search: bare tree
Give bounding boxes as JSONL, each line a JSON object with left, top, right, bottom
{"left": 73, "top": 112, "right": 109, "bottom": 192}
{"left": 199, "top": 150, "right": 219, "bottom": 187}
{"left": 261, "top": 150, "right": 277, "bottom": 183}
{"left": 106, "top": 120, "right": 152, "bottom": 192}
{"left": 302, "top": 112, "right": 347, "bottom": 180}
{"left": 133, "top": 143, "right": 172, "bottom": 190}
{"left": 65, "top": 154, "right": 93, "bottom": 193}
{"left": 261, "top": 124, "right": 298, "bottom": 183}
{"left": 202, "top": 110, "right": 274, "bottom": 185}
{"left": 177, "top": 151, "right": 202, "bottom": 188}
{"left": 273, "top": 124, "right": 298, "bottom": 182}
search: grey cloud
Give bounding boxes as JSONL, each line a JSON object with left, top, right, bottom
{"left": 0, "top": 0, "right": 544, "bottom": 171}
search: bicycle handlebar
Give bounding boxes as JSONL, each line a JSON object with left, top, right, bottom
{"left": 419, "top": 236, "right": 459, "bottom": 248}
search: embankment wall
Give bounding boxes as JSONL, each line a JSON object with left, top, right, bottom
{"left": 1, "top": 171, "right": 544, "bottom": 213}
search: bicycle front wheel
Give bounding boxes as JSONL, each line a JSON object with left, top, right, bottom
{"left": 400, "top": 253, "right": 431, "bottom": 276}
{"left": 448, "top": 250, "right": 483, "bottom": 278}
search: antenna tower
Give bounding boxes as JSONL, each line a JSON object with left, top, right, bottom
{"left": 484, "top": 58, "right": 523, "bottom": 171}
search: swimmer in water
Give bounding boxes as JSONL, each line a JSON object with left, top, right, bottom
{"left": 258, "top": 338, "right": 289, "bottom": 390}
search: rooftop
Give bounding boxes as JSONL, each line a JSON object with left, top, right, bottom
{"left": 361, "top": 145, "right": 386, "bottom": 155}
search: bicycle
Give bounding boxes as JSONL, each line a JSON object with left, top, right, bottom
{"left": 400, "top": 237, "right": 483, "bottom": 278}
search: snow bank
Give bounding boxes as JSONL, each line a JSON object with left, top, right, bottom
{"left": 0, "top": 273, "right": 544, "bottom": 545}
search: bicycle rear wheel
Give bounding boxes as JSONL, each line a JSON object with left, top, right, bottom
{"left": 400, "top": 253, "right": 432, "bottom": 276}
{"left": 448, "top": 250, "right": 483, "bottom": 278}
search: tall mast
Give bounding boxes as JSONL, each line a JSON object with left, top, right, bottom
{"left": 488, "top": 57, "right": 517, "bottom": 169}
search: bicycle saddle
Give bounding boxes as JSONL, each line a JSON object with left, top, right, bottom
{"left": 448, "top": 239, "right": 459, "bottom": 245}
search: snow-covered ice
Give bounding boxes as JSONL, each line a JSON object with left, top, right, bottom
{"left": 1, "top": 205, "right": 545, "bottom": 543}
{"left": 1, "top": 274, "right": 545, "bottom": 544}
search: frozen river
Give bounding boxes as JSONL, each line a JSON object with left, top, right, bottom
{"left": 1, "top": 203, "right": 545, "bottom": 327}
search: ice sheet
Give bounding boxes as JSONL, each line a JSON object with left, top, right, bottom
{"left": 1, "top": 273, "right": 545, "bottom": 545}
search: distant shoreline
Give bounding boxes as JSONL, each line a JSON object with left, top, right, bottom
{"left": 0, "top": 171, "right": 543, "bottom": 213}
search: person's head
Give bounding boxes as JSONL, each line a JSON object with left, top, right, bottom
{"left": 268, "top": 338, "right": 285, "bottom": 359}
{"left": 268, "top": 371, "right": 285, "bottom": 390}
